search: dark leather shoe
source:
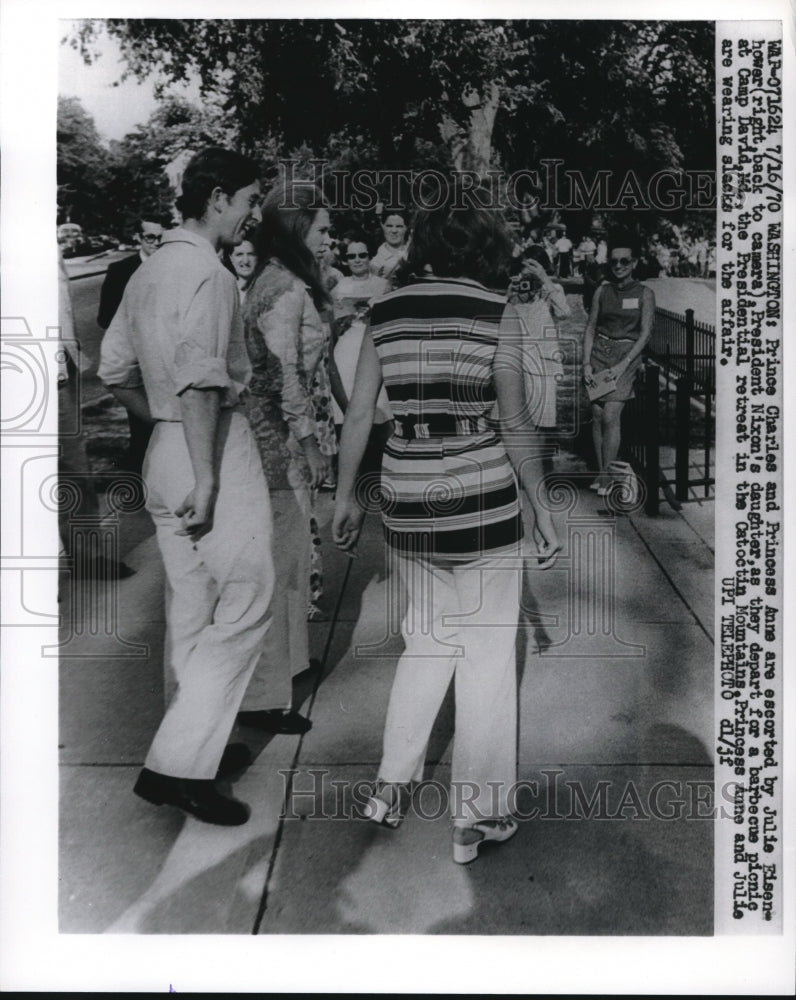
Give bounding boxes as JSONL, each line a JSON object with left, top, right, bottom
{"left": 237, "top": 709, "right": 312, "bottom": 734}
{"left": 216, "top": 742, "right": 252, "bottom": 779}
{"left": 133, "top": 768, "right": 250, "bottom": 825}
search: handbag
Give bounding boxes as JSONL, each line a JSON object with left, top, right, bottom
{"left": 585, "top": 367, "right": 617, "bottom": 401}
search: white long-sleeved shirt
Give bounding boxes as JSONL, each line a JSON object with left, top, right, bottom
{"left": 98, "top": 228, "right": 250, "bottom": 420}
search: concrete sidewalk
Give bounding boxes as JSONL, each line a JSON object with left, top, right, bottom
{"left": 59, "top": 449, "right": 714, "bottom": 936}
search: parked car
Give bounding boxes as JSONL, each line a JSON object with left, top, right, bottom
{"left": 57, "top": 222, "right": 84, "bottom": 257}
{"left": 58, "top": 228, "right": 122, "bottom": 257}
{"left": 94, "top": 234, "right": 121, "bottom": 251}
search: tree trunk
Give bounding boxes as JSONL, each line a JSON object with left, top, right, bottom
{"left": 439, "top": 115, "right": 467, "bottom": 171}
{"left": 439, "top": 81, "right": 500, "bottom": 179}
{"left": 463, "top": 81, "right": 500, "bottom": 178}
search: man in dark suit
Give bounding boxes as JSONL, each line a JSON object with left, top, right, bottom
{"left": 97, "top": 218, "right": 164, "bottom": 472}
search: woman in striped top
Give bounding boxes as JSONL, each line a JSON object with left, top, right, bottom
{"left": 333, "top": 188, "right": 560, "bottom": 864}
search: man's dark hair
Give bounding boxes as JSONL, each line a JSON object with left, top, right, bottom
{"left": 175, "top": 148, "right": 259, "bottom": 221}
{"left": 136, "top": 216, "right": 166, "bottom": 232}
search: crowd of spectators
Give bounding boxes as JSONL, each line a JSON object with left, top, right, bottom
{"left": 506, "top": 223, "right": 715, "bottom": 283}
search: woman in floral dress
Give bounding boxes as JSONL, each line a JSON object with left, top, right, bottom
{"left": 236, "top": 182, "right": 333, "bottom": 735}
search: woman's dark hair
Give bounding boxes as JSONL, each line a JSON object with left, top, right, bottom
{"left": 381, "top": 211, "right": 407, "bottom": 229}
{"left": 607, "top": 230, "right": 641, "bottom": 258}
{"left": 522, "top": 243, "right": 553, "bottom": 275}
{"left": 343, "top": 232, "right": 372, "bottom": 254}
{"left": 404, "top": 185, "right": 513, "bottom": 288}
{"left": 175, "top": 147, "right": 259, "bottom": 221}
{"left": 252, "top": 181, "right": 330, "bottom": 311}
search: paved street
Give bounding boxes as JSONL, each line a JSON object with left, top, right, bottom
{"left": 644, "top": 277, "right": 716, "bottom": 327}
{"left": 58, "top": 268, "right": 716, "bottom": 938}
{"left": 59, "top": 469, "right": 715, "bottom": 936}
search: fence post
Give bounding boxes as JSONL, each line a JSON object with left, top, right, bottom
{"left": 685, "top": 308, "right": 695, "bottom": 385}
{"left": 704, "top": 369, "right": 714, "bottom": 498}
{"left": 675, "top": 376, "right": 691, "bottom": 502}
{"left": 644, "top": 363, "right": 660, "bottom": 516}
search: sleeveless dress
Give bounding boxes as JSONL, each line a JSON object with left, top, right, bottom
{"left": 590, "top": 278, "right": 646, "bottom": 402}
{"left": 369, "top": 277, "right": 523, "bottom": 563}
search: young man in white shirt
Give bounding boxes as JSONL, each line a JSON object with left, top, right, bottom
{"left": 99, "top": 148, "right": 273, "bottom": 826}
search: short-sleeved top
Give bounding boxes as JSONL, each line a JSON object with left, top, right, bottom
{"left": 98, "top": 228, "right": 249, "bottom": 419}
{"left": 332, "top": 314, "right": 392, "bottom": 426}
{"left": 595, "top": 279, "right": 647, "bottom": 341}
{"left": 333, "top": 274, "right": 389, "bottom": 312}
{"left": 370, "top": 243, "right": 407, "bottom": 282}
{"left": 369, "top": 277, "right": 523, "bottom": 562}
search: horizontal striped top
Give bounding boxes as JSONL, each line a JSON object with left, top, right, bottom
{"left": 369, "top": 277, "right": 523, "bottom": 561}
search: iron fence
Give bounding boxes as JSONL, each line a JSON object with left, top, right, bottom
{"left": 649, "top": 307, "right": 715, "bottom": 395}
{"left": 580, "top": 305, "right": 716, "bottom": 514}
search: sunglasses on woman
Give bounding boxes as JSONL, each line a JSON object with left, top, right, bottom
{"left": 346, "top": 252, "right": 369, "bottom": 260}
{"left": 610, "top": 256, "right": 633, "bottom": 266}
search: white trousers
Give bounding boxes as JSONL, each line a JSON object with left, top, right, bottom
{"left": 379, "top": 552, "right": 521, "bottom": 826}
{"left": 143, "top": 412, "right": 274, "bottom": 779}
{"left": 239, "top": 481, "right": 312, "bottom": 712}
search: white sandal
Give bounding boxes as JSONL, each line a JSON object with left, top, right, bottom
{"left": 452, "top": 817, "right": 519, "bottom": 864}
{"left": 362, "top": 781, "right": 410, "bottom": 829}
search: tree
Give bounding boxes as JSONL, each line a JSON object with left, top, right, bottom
{"left": 68, "top": 18, "right": 716, "bottom": 237}
{"left": 103, "top": 95, "right": 236, "bottom": 236}
{"left": 57, "top": 96, "right": 111, "bottom": 228}
{"left": 67, "top": 20, "right": 547, "bottom": 173}
{"left": 117, "top": 93, "right": 236, "bottom": 164}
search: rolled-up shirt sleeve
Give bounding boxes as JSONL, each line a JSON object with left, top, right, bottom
{"left": 98, "top": 300, "right": 144, "bottom": 389}
{"left": 173, "top": 270, "right": 238, "bottom": 397}
{"left": 258, "top": 282, "right": 317, "bottom": 442}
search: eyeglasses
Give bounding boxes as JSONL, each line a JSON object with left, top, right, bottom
{"left": 610, "top": 257, "right": 632, "bottom": 266}
{"left": 346, "top": 252, "right": 369, "bottom": 260}
{"left": 141, "top": 234, "right": 162, "bottom": 244}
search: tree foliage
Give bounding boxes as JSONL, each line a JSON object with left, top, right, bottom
{"left": 104, "top": 95, "right": 236, "bottom": 236}
{"left": 70, "top": 18, "right": 713, "bottom": 172}
{"left": 56, "top": 93, "right": 241, "bottom": 236}
{"left": 66, "top": 19, "right": 715, "bottom": 235}
{"left": 57, "top": 96, "right": 111, "bottom": 227}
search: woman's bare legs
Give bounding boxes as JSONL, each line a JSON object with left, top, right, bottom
{"left": 601, "top": 400, "right": 626, "bottom": 470}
